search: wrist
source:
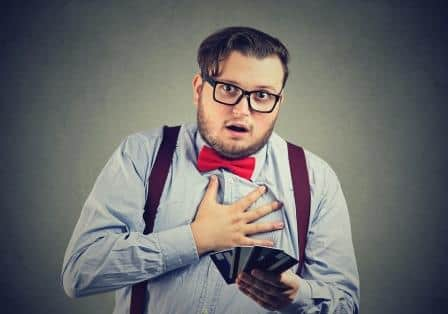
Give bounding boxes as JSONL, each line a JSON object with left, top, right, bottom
{"left": 190, "top": 221, "right": 210, "bottom": 255}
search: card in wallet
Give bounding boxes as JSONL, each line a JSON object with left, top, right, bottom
{"left": 234, "top": 246, "right": 253, "bottom": 275}
{"left": 211, "top": 246, "right": 299, "bottom": 284}
{"left": 244, "top": 246, "right": 298, "bottom": 274}
{"left": 210, "top": 248, "right": 237, "bottom": 284}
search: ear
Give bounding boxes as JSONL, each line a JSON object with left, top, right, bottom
{"left": 192, "top": 73, "right": 203, "bottom": 108}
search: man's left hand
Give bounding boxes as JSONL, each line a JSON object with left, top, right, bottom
{"left": 236, "top": 269, "right": 300, "bottom": 311}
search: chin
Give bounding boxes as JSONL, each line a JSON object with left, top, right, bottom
{"left": 216, "top": 141, "right": 262, "bottom": 159}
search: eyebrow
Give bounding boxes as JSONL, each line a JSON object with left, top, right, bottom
{"left": 217, "top": 78, "right": 280, "bottom": 94}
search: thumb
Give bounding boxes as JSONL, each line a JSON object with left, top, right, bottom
{"left": 281, "top": 271, "right": 300, "bottom": 291}
{"left": 202, "top": 175, "right": 219, "bottom": 203}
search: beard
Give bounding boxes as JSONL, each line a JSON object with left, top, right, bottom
{"left": 197, "top": 94, "right": 277, "bottom": 159}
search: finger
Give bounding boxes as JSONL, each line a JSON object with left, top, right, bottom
{"left": 250, "top": 269, "right": 288, "bottom": 290}
{"left": 244, "top": 201, "right": 282, "bottom": 223}
{"left": 238, "top": 272, "right": 286, "bottom": 297}
{"left": 202, "top": 175, "right": 219, "bottom": 202}
{"left": 237, "top": 275, "right": 286, "bottom": 309}
{"left": 234, "top": 185, "right": 266, "bottom": 211}
{"left": 239, "top": 236, "right": 275, "bottom": 248}
{"left": 244, "top": 221, "right": 284, "bottom": 236}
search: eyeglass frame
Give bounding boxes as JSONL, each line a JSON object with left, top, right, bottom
{"left": 202, "top": 74, "right": 283, "bottom": 113}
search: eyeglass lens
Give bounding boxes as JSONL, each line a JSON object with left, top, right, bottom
{"left": 214, "top": 83, "right": 276, "bottom": 112}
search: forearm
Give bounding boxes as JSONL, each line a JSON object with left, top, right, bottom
{"left": 61, "top": 224, "right": 198, "bottom": 298}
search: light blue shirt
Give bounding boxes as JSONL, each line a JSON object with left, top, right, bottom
{"left": 62, "top": 123, "right": 359, "bottom": 313}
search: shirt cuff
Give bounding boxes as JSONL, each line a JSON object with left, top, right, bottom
{"left": 280, "top": 277, "right": 313, "bottom": 313}
{"left": 156, "top": 224, "right": 200, "bottom": 272}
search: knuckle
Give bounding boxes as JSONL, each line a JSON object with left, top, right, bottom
{"left": 267, "top": 287, "right": 277, "bottom": 296}
{"left": 244, "top": 211, "right": 254, "bottom": 222}
{"left": 231, "top": 213, "right": 243, "bottom": 223}
{"left": 238, "top": 198, "right": 249, "bottom": 210}
{"left": 243, "top": 224, "right": 252, "bottom": 235}
{"left": 232, "top": 233, "right": 244, "bottom": 244}
{"left": 245, "top": 237, "right": 255, "bottom": 246}
{"left": 248, "top": 194, "right": 257, "bottom": 204}
{"left": 252, "top": 224, "right": 260, "bottom": 233}
{"left": 248, "top": 209, "right": 259, "bottom": 220}
{"left": 258, "top": 208, "right": 269, "bottom": 219}
{"left": 261, "top": 205, "right": 271, "bottom": 215}
{"left": 231, "top": 202, "right": 242, "bottom": 212}
{"left": 263, "top": 294, "right": 274, "bottom": 304}
{"left": 241, "top": 238, "right": 251, "bottom": 246}
{"left": 262, "top": 206, "right": 271, "bottom": 216}
{"left": 258, "top": 207, "right": 267, "bottom": 216}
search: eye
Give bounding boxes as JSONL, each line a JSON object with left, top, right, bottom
{"left": 221, "top": 84, "right": 236, "bottom": 93}
{"left": 255, "top": 91, "right": 269, "bottom": 99}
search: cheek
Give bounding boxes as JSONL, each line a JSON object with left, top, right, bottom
{"left": 253, "top": 116, "right": 275, "bottom": 133}
{"left": 201, "top": 103, "right": 225, "bottom": 131}
{"left": 207, "top": 102, "right": 232, "bottom": 124}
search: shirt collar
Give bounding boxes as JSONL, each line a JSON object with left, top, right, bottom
{"left": 194, "top": 126, "right": 268, "bottom": 181}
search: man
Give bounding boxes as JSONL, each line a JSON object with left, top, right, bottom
{"left": 62, "top": 26, "right": 360, "bottom": 313}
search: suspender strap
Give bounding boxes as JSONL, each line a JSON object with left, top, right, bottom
{"left": 287, "top": 142, "right": 311, "bottom": 276}
{"left": 130, "top": 125, "right": 181, "bottom": 314}
{"left": 143, "top": 126, "right": 181, "bottom": 234}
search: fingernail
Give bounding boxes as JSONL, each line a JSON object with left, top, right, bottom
{"left": 275, "top": 222, "right": 284, "bottom": 228}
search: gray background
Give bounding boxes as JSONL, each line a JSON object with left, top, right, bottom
{"left": 1, "top": 1, "right": 447, "bottom": 313}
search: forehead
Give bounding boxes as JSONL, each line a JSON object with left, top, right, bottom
{"left": 216, "top": 51, "right": 284, "bottom": 91}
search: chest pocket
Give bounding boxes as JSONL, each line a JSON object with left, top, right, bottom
{"left": 151, "top": 172, "right": 207, "bottom": 232}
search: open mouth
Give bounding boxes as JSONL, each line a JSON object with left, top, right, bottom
{"left": 226, "top": 124, "right": 249, "bottom": 133}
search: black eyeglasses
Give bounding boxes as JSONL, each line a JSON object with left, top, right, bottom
{"left": 202, "top": 74, "right": 282, "bottom": 113}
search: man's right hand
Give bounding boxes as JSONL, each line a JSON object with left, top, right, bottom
{"left": 191, "top": 175, "right": 284, "bottom": 255}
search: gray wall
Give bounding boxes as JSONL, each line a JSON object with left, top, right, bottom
{"left": 2, "top": 1, "right": 447, "bottom": 313}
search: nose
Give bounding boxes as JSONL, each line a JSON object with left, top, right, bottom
{"left": 231, "top": 94, "right": 251, "bottom": 116}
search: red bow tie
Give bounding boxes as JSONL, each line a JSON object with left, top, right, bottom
{"left": 197, "top": 146, "right": 255, "bottom": 180}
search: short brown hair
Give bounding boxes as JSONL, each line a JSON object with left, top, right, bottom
{"left": 197, "top": 26, "right": 290, "bottom": 88}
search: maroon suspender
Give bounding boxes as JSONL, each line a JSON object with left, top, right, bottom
{"left": 130, "top": 126, "right": 181, "bottom": 314}
{"left": 130, "top": 126, "right": 310, "bottom": 313}
{"left": 142, "top": 126, "right": 181, "bottom": 235}
{"left": 287, "top": 142, "right": 311, "bottom": 276}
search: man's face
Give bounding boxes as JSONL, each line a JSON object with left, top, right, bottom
{"left": 193, "top": 51, "right": 284, "bottom": 159}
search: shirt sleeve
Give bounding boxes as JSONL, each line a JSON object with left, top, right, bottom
{"left": 61, "top": 133, "right": 199, "bottom": 298}
{"left": 282, "top": 161, "right": 360, "bottom": 313}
